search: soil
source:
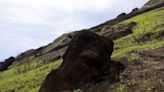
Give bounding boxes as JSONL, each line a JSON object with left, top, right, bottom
{"left": 84, "top": 46, "right": 164, "bottom": 92}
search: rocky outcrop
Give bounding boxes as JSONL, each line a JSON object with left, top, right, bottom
{"left": 142, "top": 0, "right": 164, "bottom": 10}
{"left": 39, "top": 30, "right": 125, "bottom": 92}
{"left": 130, "top": 8, "right": 139, "bottom": 14}
{"left": 0, "top": 57, "right": 15, "bottom": 71}
{"left": 99, "top": 22, "right": 137, "bottom": 40}
{"left": 117, "top": 13, "right": 126, "bottom": 19}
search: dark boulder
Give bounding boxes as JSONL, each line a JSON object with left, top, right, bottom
{"left": 117, "top": 13, "right": 126, "bottom": 19}
{"left": 0, "top": 57, "right": 15, "bottom": 71}
{"left": 39, "top": 30, "right": 125, "bottom": 92}
{"left": 130, "top": 8, "right": 139, "bottom": 14}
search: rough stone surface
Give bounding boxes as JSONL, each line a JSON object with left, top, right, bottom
{"left": 117, "top": 13, "right": 126, "bottom": 18}
{"left": 100, "top": 22, "right": 137, "bottom": 40}
{"left": 130, "top": 8, "right": 139, "bottom": 14}
{"left": 0, "top": 57, "right": 15, "bottom": 71}
{"left": 142, "top": 0, "right": 164, "bottom": 10}
{"left": 39, "top": 30, "right": 125, "bottom": 92}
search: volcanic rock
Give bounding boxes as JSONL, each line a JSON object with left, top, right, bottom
{"left": 117, "top": 13, "right": 126, "bottom": 19}
{"left": 39, "top": 30, "right": 125, "bottom": 92}
{"left": 0, "top": 57, "right": 15, "bottom": 71}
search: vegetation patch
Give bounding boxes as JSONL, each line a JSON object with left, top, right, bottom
{"left": 0, "top": 59, "right": 62, "bottom": 92}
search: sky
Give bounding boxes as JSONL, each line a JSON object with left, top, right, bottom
{"left": 0, "top": 0, "right": 149, "bottom": 61}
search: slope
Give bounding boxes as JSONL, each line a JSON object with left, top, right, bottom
{"left": 0, "top": 5, "right": 163, "bottom": 92}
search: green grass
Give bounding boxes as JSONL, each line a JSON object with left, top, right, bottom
{"left": 0, "top": 59, "right": 62, "bottom": 92}
{"left": 112, "top": 7, "right": 164, "bottom": 60}
{"left": 116, "top": 84, "right": 128, "bottom": 92}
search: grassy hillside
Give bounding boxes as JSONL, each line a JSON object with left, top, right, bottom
{"left": 113, "top": 7, "right": 164, "bottom": 60}
{"left": 0, "top": 7, "right": 163, "bottom": 92}
{"left": 0, "top": 59, "right": 62, "bottom": 92}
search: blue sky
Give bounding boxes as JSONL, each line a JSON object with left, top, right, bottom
{"left": 0, "top": 0, "right": 149, "bottom": 61}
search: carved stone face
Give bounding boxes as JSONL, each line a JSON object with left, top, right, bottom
{"left": 60, "top": 30, "right": 114, "bottom": 83}
{"left": 79, "top": 45, "right": 110, "bottom": 73}
{"left": 39, "top": 30, "right": 122, "bottom": 92}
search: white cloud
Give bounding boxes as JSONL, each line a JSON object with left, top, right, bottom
{"left": 0, "top": 0, "right": 149, "bottom": 60}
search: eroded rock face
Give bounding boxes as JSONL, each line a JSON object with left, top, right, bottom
{"left": 100, "top": 22, "right": 137, "bottom": 40}
{"left": 0, "top": 57, "right": 15, "bottom": 71}
{"left": 142, "top": 0, "right": 164, "bottom": 10}
{"left": 130, "top": 8, "right": 139, "bottom": 14}
{"left": 39, "top": 30, "right": 125, "bottom": 92}
{"left": 117, "top": 13, "right": 126, "bottom": 19}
